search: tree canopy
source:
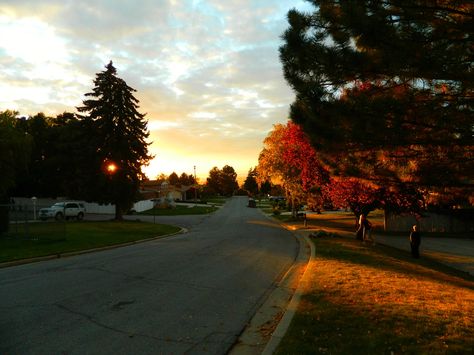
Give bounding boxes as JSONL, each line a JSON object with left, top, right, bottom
{"left": 0, "top": 110, "right": 32, "bottom": 198}
{"left": 280, "top": 0, "right": 473, "bottom": 191}
{"left": 258, "top": 122, "right": 329, "bottom": 215}
{"left": 0, "top": 110, "right": 32, "bottom": 234}
{"left": 206, "top": 165, "right": 239, "bottom": 196}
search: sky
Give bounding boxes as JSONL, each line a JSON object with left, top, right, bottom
{"left": 0, "top": 0, "right": 312, "bottom": 182}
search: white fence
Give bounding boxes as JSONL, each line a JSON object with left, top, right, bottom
{"left": 12, "top": 197, "right": 154, "bottom": 215}
{"left": 386, "top": 211, "right": 474, "bottom": 233}
{"left": 132, "top": 200, "right": 154, "bottom": 213}
{"left": 83, "top": 202, "right": 115, "bottom": 214}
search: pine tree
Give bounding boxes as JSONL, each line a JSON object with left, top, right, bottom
{"left": 77, "top": 61, "right": 152, "bottom": 219}
{"left": 280, "top": 1, "right": 473, "bottom": 192}
{"left": 243, "top": 167, "right": 259, "bottom": 196}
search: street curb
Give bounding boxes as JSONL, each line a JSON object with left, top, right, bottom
{"left": 0, "top": 227, "right": 187, "bottom": 269}
{"left": 228, "top": 211, "right": 313, "bottom": 354}
{"left": 262, "top": 233, "right": 315, "bottom": 354}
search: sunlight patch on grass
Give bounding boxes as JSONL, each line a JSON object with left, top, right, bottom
{"left": 276, "top": 237, "right": 474, "bottom": 354}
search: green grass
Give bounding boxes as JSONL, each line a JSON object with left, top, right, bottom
{"left": 0, "top": 221, "right": 180, "bottom": 263}
{"left": 138, "top": 205, "right": 218, "bottom": 216}
{"left": 276, "top": 236, "right": 474, "bottom": 354}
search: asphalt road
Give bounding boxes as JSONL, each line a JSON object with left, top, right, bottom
{"left": 0, "top": 197, "right": 298, "bottom": 354}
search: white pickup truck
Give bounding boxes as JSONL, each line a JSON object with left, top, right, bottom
{"left": 39, "top": 202, "right": 86, "bottom": 221}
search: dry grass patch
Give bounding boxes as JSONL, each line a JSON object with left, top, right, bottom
{"left": 276, "top": 237, "right": 474, "bottom": 354}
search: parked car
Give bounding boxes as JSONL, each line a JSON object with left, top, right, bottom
{"left": 269, "top": 196, "right": 286, "bottom": 202}
{"left": 39, "top": 202, "right": 86, "bottom": 221}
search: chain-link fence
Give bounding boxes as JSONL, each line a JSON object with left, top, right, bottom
{"left": 1, "top": 202, "right": 71, "bottom": 239}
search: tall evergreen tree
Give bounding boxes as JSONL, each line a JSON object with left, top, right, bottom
{"left": 243, "top": 167, "right": 259, "bottom": 196}
{"left": 280, "top": 1, "right": 473, "bottom": 192}
{"left": 77, "top": 61, "right": 152, "bottom": 219}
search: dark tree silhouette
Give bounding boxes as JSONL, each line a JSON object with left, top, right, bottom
{"left": 243, "top": 167, "right": 259, "bottom": 196}
{"left": 206, "top": 165, "right": 239, "bottom": 196}
{"left": 77, "top": 61, "right": 152, "bottom": 219}
{"left": 280, "top": 1, "right": 473, "bottom": 192}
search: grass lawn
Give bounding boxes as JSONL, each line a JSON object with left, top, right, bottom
{"left": 138, "top": 205, "right": 218, "bottom": 216}
{"left": 276, "top": 236, "right": 474, "bottom": 354}
{"left": 0, "top": 221, "right": 180, "bottom": 263}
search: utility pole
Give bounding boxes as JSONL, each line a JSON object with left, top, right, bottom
{"left": 194, "top": 165, "right": 197, "bottom": 202}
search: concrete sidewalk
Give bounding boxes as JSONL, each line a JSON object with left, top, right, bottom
{"left": 279, "top": 213, "right": 474, "bottom": 276}
{"left": 373, "top": 233, "right": 474, "bottom": 276}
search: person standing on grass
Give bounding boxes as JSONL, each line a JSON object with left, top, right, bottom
{"left": 409, "top": 224, "right": 421, "bottom": 258}
{"left": 363, "top": 216, "right": 372, "bottom": 243}
{"left": 356, "top": 214, "right": 365, "bottom": 240}
{"left": 356, "top": 213, "right": 372, "bottom": 241}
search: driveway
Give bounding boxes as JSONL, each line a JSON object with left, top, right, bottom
{"left": 0, "top": 197, "right": 298, "bottom": 354}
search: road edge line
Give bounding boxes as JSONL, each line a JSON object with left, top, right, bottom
{"left": 228, "top": 211, "right": 312, "bottom": 354}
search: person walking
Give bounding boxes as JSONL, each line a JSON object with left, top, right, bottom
{"left": 409, "top": 224, "right": 421, "bottom": 258}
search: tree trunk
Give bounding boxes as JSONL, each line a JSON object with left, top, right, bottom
{"left": 0, "top": 194, "right": 9, "bottom": 235}
{"left": 114, "top": 204, "right": 123, "bottom": 221}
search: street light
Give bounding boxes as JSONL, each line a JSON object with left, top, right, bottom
{"left": 103, "top": 160, "right": 118, "bottom": 176}
{"left": 31, "top": 196, "right": 37, "bottom": 220}
{"left": 106, "top": 162, "right": 117, "bottom": 174}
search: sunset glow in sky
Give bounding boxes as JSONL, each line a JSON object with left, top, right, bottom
{"left": 0, "top": 0, "right": 312, "bottom": 182}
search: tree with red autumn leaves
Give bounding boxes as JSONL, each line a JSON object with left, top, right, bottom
{"left": 259, "top": 121, "right": 425, "bottom": 223}
{"left": 327, "top": 177, "right": 425, "bottom": 227}
{"left": 258, "top": 122, "right": 328, "bottom": 217}
{"left": 325, "top": 177, "right": 379, "bottom": 222}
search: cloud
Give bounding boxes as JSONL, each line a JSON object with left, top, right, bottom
{"left": 0, "top": 0, "right": 312, "bottom": 179}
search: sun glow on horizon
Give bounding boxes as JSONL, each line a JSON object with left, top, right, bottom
{"left": 142, "top": 148, "right": 256, "bottom": 184}
{"left": 0, "top": 1, "right": 304, "bottom": 187}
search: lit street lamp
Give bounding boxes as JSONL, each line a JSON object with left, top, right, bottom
{"left": 106, "top": 162, "right": 117, "bottom": 174}
{"left": 103, "top": 160, "right": 118, "bottom": 177}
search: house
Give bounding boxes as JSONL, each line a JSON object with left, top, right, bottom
{"left": 140, "top": 180, "right": 198, "bottom": 201}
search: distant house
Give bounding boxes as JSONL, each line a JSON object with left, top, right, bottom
{"left": 140, "top": 180, "right": 198, "bottom": 201}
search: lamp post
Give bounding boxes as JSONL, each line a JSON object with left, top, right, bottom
{"left": 31, "top": 196, "right": 37, "bottom": 220}
{"left": 103, "top": 160, "right": 118, "bottom": 218}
